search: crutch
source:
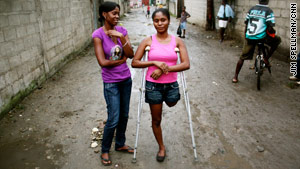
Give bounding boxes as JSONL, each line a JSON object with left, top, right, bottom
{"left": 132, "top": 46, "right": 150, "bottom": 163}
{"left": 175, "top": 47, "right": 198, "bottom": 162}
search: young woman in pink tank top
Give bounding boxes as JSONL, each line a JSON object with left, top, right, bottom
{"left": 132, "top": 8, "right": 190, "bottom": 162}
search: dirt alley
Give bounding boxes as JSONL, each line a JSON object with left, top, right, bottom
{"left": 0, "top": 7, "right": 300, "bottom": 169}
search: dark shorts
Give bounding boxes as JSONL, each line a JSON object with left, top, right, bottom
{"left": 240, "top": 35, "right": 281, "bottom": 60}
{"left": 145, "top": 81, "right": 180, "bottom": 104}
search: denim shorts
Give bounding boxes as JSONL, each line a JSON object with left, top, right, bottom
{"left": 180, "top": 22, "right": 187, "bottom": 30}
{"left": 145, "top": 81, "right": 180, "bottom": 104}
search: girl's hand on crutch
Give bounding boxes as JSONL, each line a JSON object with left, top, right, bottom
{"left": 151, "top": 69, "right": 163, "bottom": 80}
{"left": 153, "top": 61, "right": 169, "bottom": 73}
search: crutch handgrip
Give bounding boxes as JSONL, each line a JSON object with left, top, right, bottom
{"left": 145, "top": 46, "right": 150, "bottom": 51}
{"left": 175, "top": 47, "right": 179, "bottom": 52}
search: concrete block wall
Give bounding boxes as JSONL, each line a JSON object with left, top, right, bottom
{"left": 168, "top": 1, "right": 177, "bottom": 16}
{"left": 185, "top": 0, "right": 207, "bottom": 27}
{"left": 0, "top": 0, "right": 94, "bottom": 117}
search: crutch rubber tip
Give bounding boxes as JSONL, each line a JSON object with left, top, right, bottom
{"left": 132, "top": 158, "right": 137, "bottom": 163}
{"left": 194, "top": 157, "right": 199, "bottom": 162}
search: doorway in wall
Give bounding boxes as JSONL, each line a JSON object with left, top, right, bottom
{"left": 177, "top": 0, "right": 184, "bottom": 18}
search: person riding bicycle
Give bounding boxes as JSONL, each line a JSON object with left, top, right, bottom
{"left": 232, "top": 0, "right": 281, "bottom": 83}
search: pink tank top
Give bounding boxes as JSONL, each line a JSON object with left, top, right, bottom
{"left": 146, "top": 34, "right": 178, "bottom": 83}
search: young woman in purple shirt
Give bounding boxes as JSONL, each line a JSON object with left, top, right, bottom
{"left": 92, "top": 1, "right": 134, "bottom": 166}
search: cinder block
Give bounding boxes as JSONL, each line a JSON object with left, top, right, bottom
{"left": 0, "top": 96, "right": 3, "bottom": 107}
{"left": 12, "top": 79, "right": 25, "bottom": 95}
{"left": 0, "top": 31, "right": 4, "bottom": 43}
{"left": 11, "top": 1, "right": 22, "bottom": 11}
{"left": 27, "top": 24, "right": 36, "bottom": 35}
{"left": 0, "top": 75, "right": 6, "bottom": 90}
{"left": 277, "top": 1, "right": 287, "bottom": 9}
{"left": 29, "top": 13, "right": 37, "bottom": 23}
{"left": 50, "top": 11, "right": 57, "bottom": 20}
{"left": 8, "top": 54, "right": 22, "bottom": 68}
{"left": 23, "top": 35, "right": 34, "bottom": 49}
{"left": 280, "top": 9, "right": 289, "bottom": 18}
{"left": 34, "top": 23, "right": 40, "bottom": 34}
{"left": 3, "top": 27, "right": 17, "bottom": 41}
{"left": 5, "top": 70, "right": 19, "bottom": 85}
{"left": 40, "top": 2, "right": 47, "bottom": 11}
{"left": 15, "top": 38, "right": 25, "bottom": 52}
{"left": 32, "top": 67, "right": 41, "bottom": 80}
{"left": 19, "top": 14, "right": 30, "bottom": 25}
{"left": 45, "top": 49, "right": 54, "bottom": 62}
{"left": 49, "top": 20, "right": 55, "bottom": 29}
{"left": 20, "top": 50, "right": 31, "bottom": 63}
{"left": 32, "top": 34, "right": 41, "bottom": 46}
{"left": 0, "top": 15, "right": 9, "bottom": 28}
{"left": 8, "top": 15, "right": 20, "bottom": 26}
{"left": 53, "top": 2, "right": 58, "bottom": 9}
{"left": 45, "top": 40, "right": 53, "bottom": 51}
{"left": 268, "top": 1, "right": 277, "bottom": 8}
{"left": 278, "top": 27, "right": 285, "bottom": 38}
{"left": 0, "top": 58, "right": 10, "bottom": 74}
{"left": 275, "top": 17, "right": 285, "bottom": 27}
{"left": 0, "top": 1, "right": 11, "bottom": 13}
{"left": 273, "top": 9, "right": 281, "bottom": 17}
{"left": 23, "top": 72, "right": 34, "bottom": 87}
{"left": 16, "top": 26, "right": 27, "bottom": 38}
{"left": 35, "top": 57, "right": 43, "bottom": 67}
{"left": 22, "top": 1, "right": 35, "bottom": 11}
{"left": 0, "top": 85, "right": 13, "bottom": 102}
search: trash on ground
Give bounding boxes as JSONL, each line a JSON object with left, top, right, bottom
{"left": 91, "top": 141, "right": 98, "bottom": 148}
{"left": 257, "top": 145, "right": 264, "bottom": 152}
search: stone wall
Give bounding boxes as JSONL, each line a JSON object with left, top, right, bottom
{"left": 0, "top": 0, "right": 95, "bottom": 117}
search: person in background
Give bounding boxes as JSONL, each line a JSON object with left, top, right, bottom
{"left": 132, "top": 8, "right": 190, "bottom": 162}
{"left": 179, "top": 6, "right": 191, "bottom": 38}
{"left": 217, "top": 0, "right": 234, "bottom": 43}
{"left": 146, "top": 5, "right": 151, "bottom": 18}
{"left": 92, "top": 1, "right": 134, "bottom": 166}
{"left": 232, "top": 0, "right": 281, "bottom": 83}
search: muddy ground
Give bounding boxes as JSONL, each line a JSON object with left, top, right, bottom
{"left": 0, "top": 7, "right": 299, "bottom": 169}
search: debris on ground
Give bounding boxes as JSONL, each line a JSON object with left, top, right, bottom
{"left": 90, "top": 120, "right": 105, "bottom": 150}
{"left": 257, "top": 145, "right": 265, "bottom": 152}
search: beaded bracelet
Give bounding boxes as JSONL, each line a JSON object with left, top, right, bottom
{"left": 122, "top": 41, "right": 128, "bottom": 47}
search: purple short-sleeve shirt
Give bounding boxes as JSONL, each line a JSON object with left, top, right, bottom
{"left": 92, "top": 26, "right": 131, "bottom": 83}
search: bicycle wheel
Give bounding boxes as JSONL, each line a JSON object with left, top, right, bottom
{"left": 256, "top": 57, "right": 261, "bottom": 90}
{"left": 255, "top": 56, "right": 258, "bottom": 74}
{"left": 264, "top": 45, "right": 271, "bottom": 73}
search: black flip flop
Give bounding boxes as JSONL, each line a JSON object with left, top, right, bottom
{"left": 156, "top": 152, "right": 166, "bottom": 162}
{"left": 115, "top": 146, "right": 134, "bottom": 154}
{"left": 101, "top": 155, "right": 112, "bottom": 166}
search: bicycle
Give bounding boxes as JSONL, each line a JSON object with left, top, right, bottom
{"left": 255, "top": 42, "right": 270, "bottom": 90}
